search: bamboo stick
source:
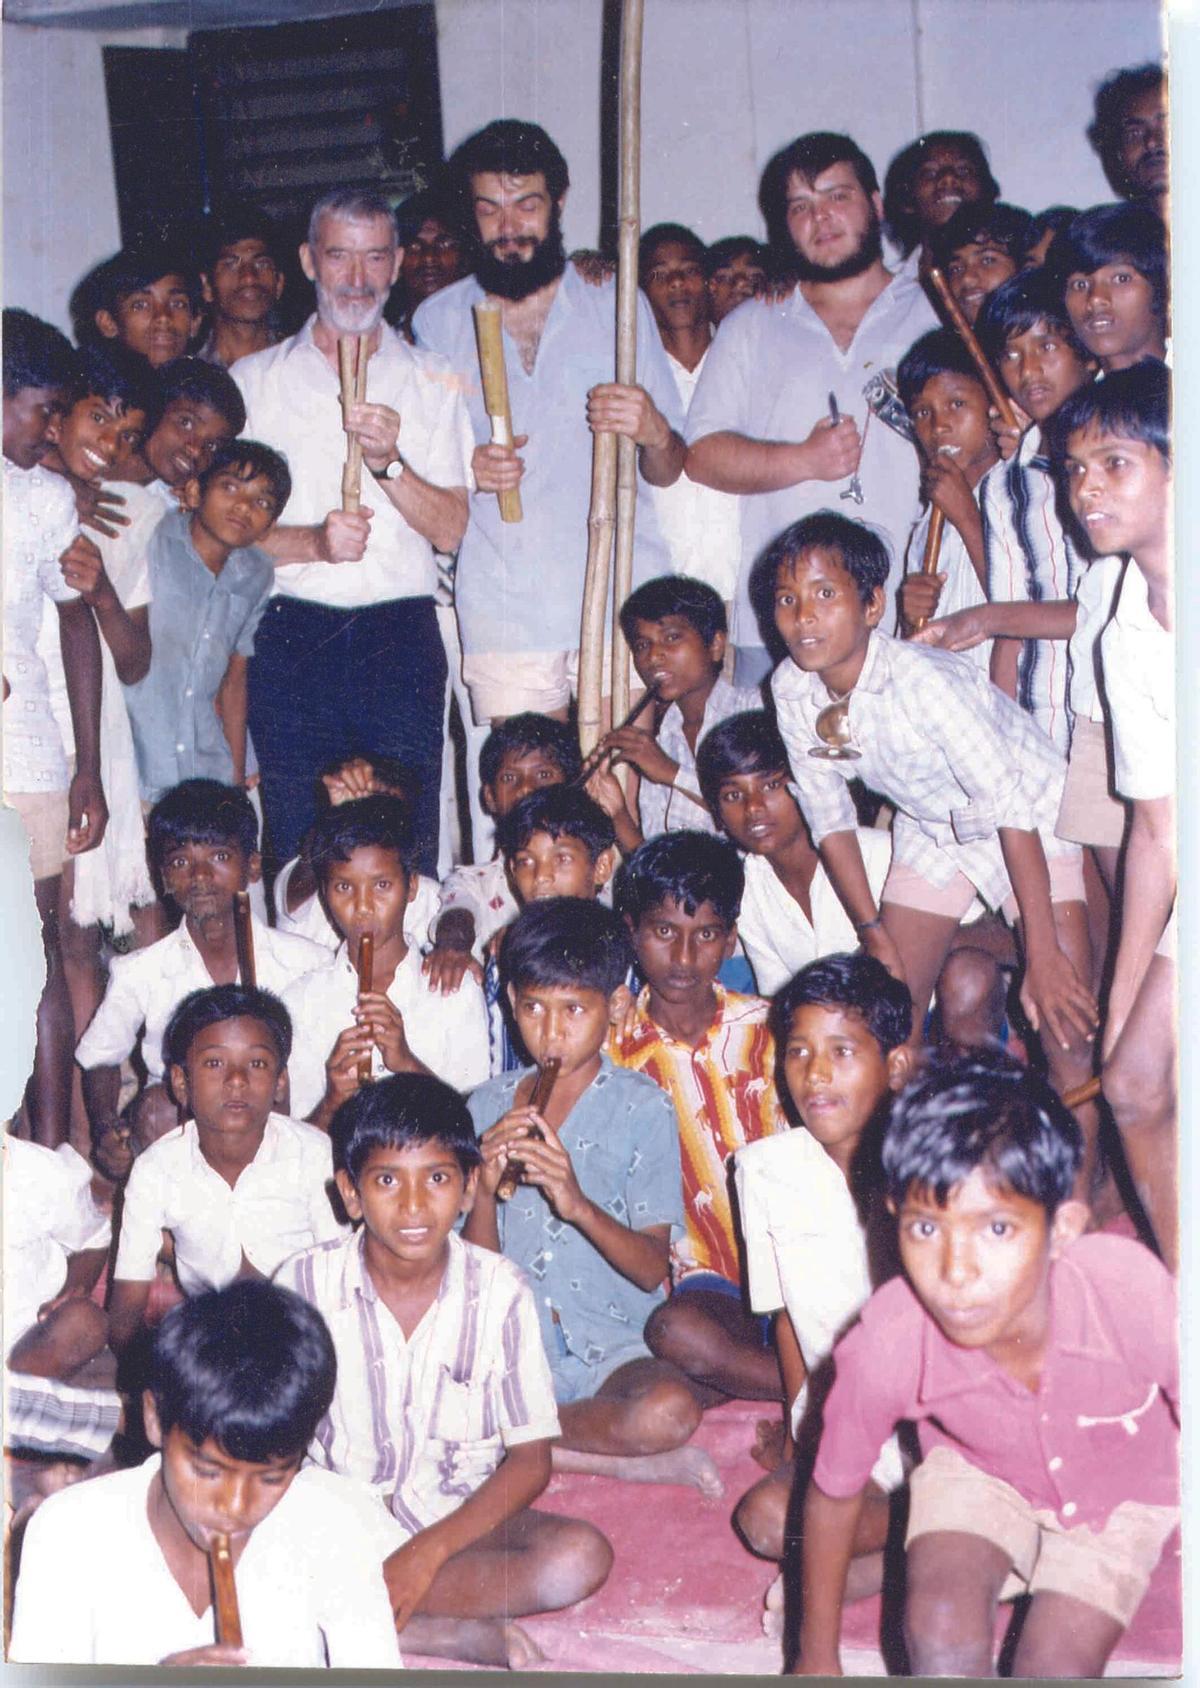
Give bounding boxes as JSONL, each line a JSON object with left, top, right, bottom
{"left": 209, "top": 1533, "right": 243, "bottom": 1648}
{"left": 908, "top": 508, "right": 946, "bottom": 635}
{"left": 356, "top": 932, "right": 375, "bottom": 1084}
{"left": 609, "top": 0, "right": 645, "bottom": 744}
{"left": 926, "top": 268, "right": 1018, "bottom": 428}
{"left": 339, "top": 333, "right": 369, "bottom": 513}
{"left": 472, "top": 303, "right": 522, "bottom": 523}
{"left": 578, "top": 432, "right": 618, "bottom": 758}
{"left": 232, "top": 890, "right": 256, "bottom": 989}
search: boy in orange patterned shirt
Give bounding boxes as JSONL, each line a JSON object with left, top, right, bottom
{"left": 610, "top": 831, "right": 786, "bottom": 1404}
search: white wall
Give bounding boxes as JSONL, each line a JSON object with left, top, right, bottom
{"left": 2, "top": 20, "right": 187, "bottom": 334}
{"left": 437, "top": 0, "right": 1164, "bottom": 248}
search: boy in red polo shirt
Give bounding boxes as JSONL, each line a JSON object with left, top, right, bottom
{"left": 795, "top": 1051, "right": 1178, "bottom": 1679}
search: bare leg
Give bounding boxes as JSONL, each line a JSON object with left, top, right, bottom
{"left": 1103, "top": 953, "right": 1177, "bottom": 1269}
{"left": 1082, "top": 846, "right": 1115, "bottom": 993}
{"left": 1011, "top": 1589, "right": 1124, "bottom": 1678}
{"left": 904, "top": 1529, "right": 1012, "bottom": 1677}
{"left": 1018, "top": 900, "right": 1101, "bottom": 1203}
{"left": 57, "top": 863, "right": 107, "bottom": 1156}
{"left": 26, "top": 875, "right": 72, "bottom": 1148}
{"left": 880, "top": 903, "right": 962, "bottom": 1037}
{"left": 553, "top": 1356, "right": 722, "bottom": 1495}
{"left": 397, "top": 1507, "right": 612, "bottom": 1669}
{"left": 8, "top": 1299, "right": 108, "bottom": 1382}
{"left": 644, "top": 1289, "right": 781, "bottom": 1402}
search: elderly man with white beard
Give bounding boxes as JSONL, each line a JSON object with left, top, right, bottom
{"left": 234, "top": 189, "right": 473, "bottom": 872}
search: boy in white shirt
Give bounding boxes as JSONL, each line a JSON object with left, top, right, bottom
{"left": 10, "top": 1278, "right": 401, "bottom": 1669}
{"left": 5, "top": 1136, "right": 111, "bottom": 1382}
{"left": 107, "top": 984, "right": 345, "bottom": 1355}
{"left": 733, "top": 955, "right": 913, "bottom": 1628}
{"left": 77, "top": 779, "right": 329, "bottom": 1176}
{"left": 280, "top": 1073, "right": 611, "bottom": 1669}
{"left": 283, "top": 796, "right": 489, "bottom": 1122}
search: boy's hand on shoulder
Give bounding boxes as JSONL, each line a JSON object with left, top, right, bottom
{"left": 1020, "top": 945, "right": 1098, "bottom": 1052}
{"left": 160, "top": 1645, "right": 248, "bottom": 1668}
{"left": 922, "top": 454, "right": 977, "bottom": 535}
{"left": 356, "top": 990, "right": 415, "bottom": 1072}
{"left": 422, "top": 945, "right": 483, "bottom": 994}
{"left": 911, "top": 603, "right": 992, "bottom": 652}
{"left": 383, "top": 1529, "right": 452, "bottom": 1632}
{"left": 73, "top": 478, "right": 129, "bottom": 538}
{"left": 319, "top": 507, "right": 373, "bottom": 563}
{"left": 603, "top": 725, "right": 678, "bottom": 786}
{"left": 899, "top": 571, "right": 945, "bottom": 632}
{"left": 514, "top": 1115, "right": 587, "bottom": 1225}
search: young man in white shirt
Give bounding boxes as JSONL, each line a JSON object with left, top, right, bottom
{"left": 283, "top": 797, "right": 489, "bottom": 1122}
{"left": 10, "top": 1278, "right": 400, "bottom": 1669}
{"left": 107, "top": 985, "right": 345, "bottom": 1355}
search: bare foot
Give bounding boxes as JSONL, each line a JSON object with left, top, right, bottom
{"left": 762, "top": 1568, "right": 784, "bottom": 1638}
{"left": 504, "top": 1621, "right": 547, "bottom": 1670}
{"left": 750, "top": 1415, "right": 786, "bottom": 1472}
{"left": 553, "top": 1442, "right": 724, "bottom": 1498}
{"left": 401, "top": 1614, "right": 544, "bottom": 1669}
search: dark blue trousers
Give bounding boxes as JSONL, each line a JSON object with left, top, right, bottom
{"left": 248, "top": 595, "right": 447, "bottom": 875}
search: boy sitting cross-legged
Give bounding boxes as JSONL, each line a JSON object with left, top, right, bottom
{"left": 279, "top": 1073, "right": 612, "bottom": 1670}
{"left": 282, "top": 796, "right": 490, "bottom": 1126}
{"left": 758, "top": 511, "right": 1102, "bottom": 1193}
{"left": 795, "top": 1050, "right": 1179, "bottom": 1680}
{"left": 107, "top": 985, "right": 346, "bottom": 1356}
{"left": 609, "top": 832, "right": 786, "bottom": 1404}
{"left": 465, "top": 898, "right": 721, "bottom": 1495}
{"left": 426, "top": 714, "right": 582, "bottom": 994}
{"left": 11, "top": 1279, "right": 401, "bottom": 1668}
{"left": 587, "top": 575, "right": 758, "bottom": 854}
{"left": 76, "top": 778, "right": 328, "bottom": 1175}
{"left": 733, "top": 955, "right": 913, "bottom": 1629}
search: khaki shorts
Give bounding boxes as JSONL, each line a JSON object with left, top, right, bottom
{"left": 907, "top": 1444, "right": 1178, "bottom": 1628}
{"left": 1056, "top": 718, "right": 1128, "bottom": 850}
{"left": 7, "top": 789, "right": 69, "bottom": 881}
{"left": 883, "top": 848, "right": 1086, "bottom": 923}
{"left": 463, "top": 643, "right": 620, "bottom": 725}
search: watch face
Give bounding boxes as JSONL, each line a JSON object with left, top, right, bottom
{"left": 384, "top": 456, "right": 405, "bottom": 480}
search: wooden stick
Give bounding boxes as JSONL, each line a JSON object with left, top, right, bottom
{"left": 339, "top": 333, "right": 369, "bottom": 513}
{"left": 569, "top": 687, "right": 656, "bottom": 787}
{"left": 472, "top": 303, "right": 522, "bottom": 523}
{"left": 908, "top": 507, "right": 946, "bottom": 635}
{"left": 1062, "top": 1075, "right": 1101, "bottom": 1110}
{"left": 496, "top": 1057, "right": 561, "bottom": 1201}
{"left": 926, "top": 268, "right": 1018, "bottom": 429}
{"left": 609, "top": 0, "right": 645, "bottom": 756}
{"left": 209, "top": 1532, "right": 243, "bottom": 1648}
{"left": 232, "top": 890, "right": 256, "bottom": 989}
{"left": 356, "top": 932, "right": 375, "bottom": 1084}
{"left": 578, "top": 432, "right": 618, "bottom": 759}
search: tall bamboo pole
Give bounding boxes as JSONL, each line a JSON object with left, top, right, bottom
{"left": 609, "top": 0, "right": 645, "bottom": 738}
{"left": 578, "top": 0, "right": 644, "bottom": 759}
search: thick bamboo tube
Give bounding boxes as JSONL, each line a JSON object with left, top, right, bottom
{"left": 578, "top": 433, "right": 618, "bottom": 757}
{"left": 609, "top": 0, "right": 645, "bottom": 739}
{"left": 339, "top": 333, "right": 369, "bottom": 512}
{"left": 473, "top": 303, "right": 522, "bottom": 523}
{"left": 926, "top": 268, "right": 1018, "bottom": 429}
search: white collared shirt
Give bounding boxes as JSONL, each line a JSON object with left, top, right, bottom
{"left": 650, "top": 347, "right": 742, "bottom": 599}
{"left": 436, "top": 856, "right": 518, "bottom": 958}
{"left": 637, "top": 676, "right": 760, "bottom": 840}
{"left": 75, "top": 915, "right": 331, "bottom": 1081}
{"left": 3, "top": 458, "right": 79, "bottom": 794}
{"left": 233, "top": 316, "right": 473, "bottom": 608}
{"left": 738, "top": 828, "right": 892, "bottom": 997}
{"left": 282, "top": 940, "right": 490, "bottom": 1118}
{"left": 10, "top": 1455, "right": 401, "bottom": 1668}
{"left": 734, "top": 1128, "right": 903, "bottom": 1490}
{"left": 273, "top": 857, "right": 439, "bottom": 952}
{"left": 1101, "top": 560, "right": 1174, "bottom": 801}
{"left": 280, "top": 1230, "right": 559, "bottom": 1537}
{"left": 4, "top": 1139, "right": 111, "bottom": 1343}
{"left": 114, "top": 1112, "right": 345, "bottom": 1292}
{"left": 1070, "top": 555, "right": 1125, "bottom": 727}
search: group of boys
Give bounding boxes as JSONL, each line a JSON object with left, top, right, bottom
{"left": 3, "top": 54, "right": 1178, "bottom": 1680}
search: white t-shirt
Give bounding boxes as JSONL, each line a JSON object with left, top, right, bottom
{"left": 114, "top": 1113, "right": 346, "bottom": 1294}
{"left": 1069, "top": 554, "right": 1124, "bottom": 728}
{"left": 3, "top": 1139, "right": 110, "bottom": 1345}
{"left": 273, "top": 856, "right": 439, "bottom": 952}
{"left": 9, "top": 1455, "right": 401, "bottom": 1668}
{"left": 2, "top": 458, "right": 79, "bottom": 793}
{"left": 282, "top": 940, "right": 490, "bottom": 1117}
{"left": 1101, "top": 560, "right": 1174, "bottom": 802}
{"left": 650, "top": 347, "right": 742, "bottom": 599}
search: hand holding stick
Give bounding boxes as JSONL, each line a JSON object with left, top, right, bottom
{"left": 926, "top": 268, "right": 1018, "bottom": 430}
{"left": 338, "top": 333, "right": 370, "bottom": 513}
{"left": 497, "top": 1058, "right": 561, "bottom": 1201}
{"left": 907, "top": 508, "right": 946, "bottom": 635}
{"left": 472, "top": 303, "right": 522, "bottom": 523}
{"left": 569, "top": 689, "right": 657, "bottom": 788}
{"left": 233, "top": 890, "right": 256, "bottom": 988}
{"left": 209, "top": 1532, "right": 243, "bottom": 1648}
{"left": 356, "top": 932, "right": 375, "bottom": 1084}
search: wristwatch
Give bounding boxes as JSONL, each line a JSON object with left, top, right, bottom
{"left": 370, "top": 454, "right": 406, "bottom": 482}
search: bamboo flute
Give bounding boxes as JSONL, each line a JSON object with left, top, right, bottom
{"left": 356, "top": 932, "right": 375, "bottom": 1083}
{"left": 209, "top": 1532, "right": 243, "bottom": 1648}
{"left": 569, "top": 687, "right": 657, "bottom": 788}
{"left": 497, "top": 1057, "right": 561, "bottom": 1201}
{"left": 232, "top": 890, "right": 256, "bottom": 989}
{"left": 926, "top": 268, "right": 1018, "bottom": 429}
{"left": 338, "top": 332, "right": 370, "bottom": 512}
{"left": 608, "top": 0, "right": 646, "bottom": 748}
{"left": 472, "top": 303, "right": 522, "bottom": 523}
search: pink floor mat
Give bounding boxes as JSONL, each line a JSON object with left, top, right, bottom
{"left": 405, "top": 1400, "right": 1181, "bottom": 1676}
